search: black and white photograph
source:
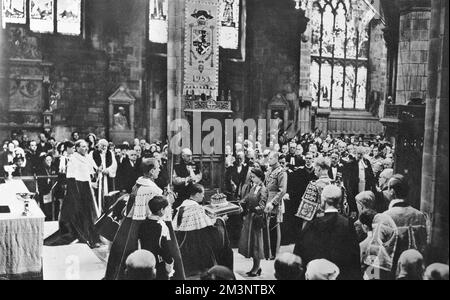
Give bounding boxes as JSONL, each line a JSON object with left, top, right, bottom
{"left": 0, "top": 0, "right": 448, "bottom": 285}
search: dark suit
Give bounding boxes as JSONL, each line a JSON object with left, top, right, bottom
{"left": 286, "top": 154, "right": 305, "bottom": 171}
{"left": 117, "top": 158, "right": 140, "bottom": 194}
{"left": 328, "top": 164, "right": 344, "bottom": 182}
{"left": 344, "top": 157, "right": 376, "bottom": 193}
{"left": 155, "top": 159, "right": 169, "bottom": 190}
{"left": 173, "top": 161, "right": 202, "bottom": 209}
{"left": 37, "top": 165, "right": 58, "bottom": 220}
{"left": 36, "top": 142, "right": 52, "bottom": 156}
{"left": 26, "top": 151, "right": 41, "bottom": 174}
{"left": 0, "top": 151, "right": 14, "bottom": 178}
{"left": 294, "top": 212, "right": 362, "bottom": 280}
{"left": 229, "top": 163, "right": 249, "bottom": 198}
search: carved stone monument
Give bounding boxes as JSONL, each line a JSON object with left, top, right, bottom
{"left": 266, "top": 93, "right": 291, "bottom": 139}
{"left": 2, "top": 26, "right": 53, "bottom": 136}
{"left": 108, "top": 86, "right": 135, "bottom": 144}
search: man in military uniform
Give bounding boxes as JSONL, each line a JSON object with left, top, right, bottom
{"left": 264, "top": 151, "right": 287, "bottom": 260}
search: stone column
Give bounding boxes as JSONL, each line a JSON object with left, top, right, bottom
{"left": 298, "top": 9, "right": 312, "bottom": 134}
{"left": 420, "top": 0, "right": 449, "bottom": 263}
{"left": 167, "top": 0, "right": 185, "bottom": 139}
{"left": 395, "top": 0, "right": 431, "bottom": 104}
{"left": 0, "top": 12, "right": 8, "bottom": 139}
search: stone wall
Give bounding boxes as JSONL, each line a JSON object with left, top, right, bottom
{"left": 246, "top": 0, "right": 300, "bottom": 120}
{"left": 368, "top": 19, "right": 388, "bottom": 118}
{"left": 0, "top": 0, "right": 148, "bottom": 142}
{"left": 421, "top": 0, "right": 449, "bottom": 263}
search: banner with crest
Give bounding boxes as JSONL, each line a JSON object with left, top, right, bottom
{"left": 184, "top": 0, "right": 220, "bottom": 99}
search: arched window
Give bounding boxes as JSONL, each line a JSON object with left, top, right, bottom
{"left": 2, "top": 0, "right": 82, "bottom": 36}
{"left": 310, "top": 0, "right": 373, "bottom": 110}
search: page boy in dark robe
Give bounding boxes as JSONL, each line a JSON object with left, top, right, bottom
{"left": 139, "top": 195, "right": 174, "bottom": 280}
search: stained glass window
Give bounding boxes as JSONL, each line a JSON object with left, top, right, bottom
{"left": 2, "top": 1, "right": 82, "bottom": 35}
{"left": 309, "top": 0, "right": 373, "bottom": 110}
{"left": 30, "top": 0, "right": 54, "bottom": 33}
{"left": 57, "top": 0, "right": 81, "bottom": 35}
{"left": 2, "top": 0, "right": 26, "bottom": 28}
{"left": 219, "top": 0, "right": 240, "bottom": 49}
{"left": 149, "top": 0, "right": 168, "bottom": 44}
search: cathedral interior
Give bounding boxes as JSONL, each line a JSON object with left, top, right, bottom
{"left": 0, "top": 0, "right": 448, "bottom": 272}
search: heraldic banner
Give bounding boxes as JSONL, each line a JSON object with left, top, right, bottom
{"left": 184, "top": 0, "right": 221, "bottom": 100}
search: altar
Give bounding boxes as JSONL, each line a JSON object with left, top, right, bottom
{"left": 0, "top": 180, "right": 45, "bottom": 280}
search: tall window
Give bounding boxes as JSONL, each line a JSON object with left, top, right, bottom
{"left": 2, "top": 0, "right": 82, "bottom": 35}
{"left": 2, "top": 0, "right": 26, "bottom": 27}
{"left": 149, "top": 0, "right": 168, "bottom": 44}
{"left": 310, "top": 0, "right": 373, "bottom": 109}
{"left": 219, "top": 0, "right": 240, "bottom": 49}
{"left": 148, "top": 0, "right": 241, "bottom": 50}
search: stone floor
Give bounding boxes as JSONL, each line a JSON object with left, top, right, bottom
{"left": 43, "top": 222, "right": 294, "bottom": 280}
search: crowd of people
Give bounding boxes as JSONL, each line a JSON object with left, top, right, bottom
{"left": 0, "top": 131, "right": 170, "bottom": 221}
{"left": 0, "top": 128, "right": 448, "bottom": 280}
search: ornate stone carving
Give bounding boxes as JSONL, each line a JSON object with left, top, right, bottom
{"left": 8, "top": 27, "right": 42, "bottom": 60}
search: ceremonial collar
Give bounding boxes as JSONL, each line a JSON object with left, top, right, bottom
{"left": 136, "top": 176, "right": 157, "bottom": 187}
{"left": 181, "top": 199, "right": 200, "bottom": 207}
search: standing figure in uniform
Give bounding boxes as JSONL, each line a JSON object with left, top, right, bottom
{"left": 264, "top": 151, "right": 287, "bottom": 260}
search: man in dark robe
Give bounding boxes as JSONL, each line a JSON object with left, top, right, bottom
{"left": 36, "top": 132, "right": 53, "bottom": 157}
{"left": 294, "top": 185, "right": 362, "bottom": 280}
{"left": 26, "top": 140, "right": 40, "bottom": 174}
{"left": 117, "top": 149, "right": 140, "bottom": 194}
{"left": 172, "top": 148, "right": 202, "bottom": 210}
{"left": 90, "top": 139, "right": 117, "bottom": 212}
{"left": 229, "top": 151, "right": 249, "bottom": 200}
{"left": 37, "top": 154, "right": 58, "bottom": 221}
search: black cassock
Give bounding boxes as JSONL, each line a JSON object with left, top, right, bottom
{"left": 45, "top": 178, "right": 100, "bottom": 247}
{"left": 294, "top": 212, "right": 362, "bottom": 280}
